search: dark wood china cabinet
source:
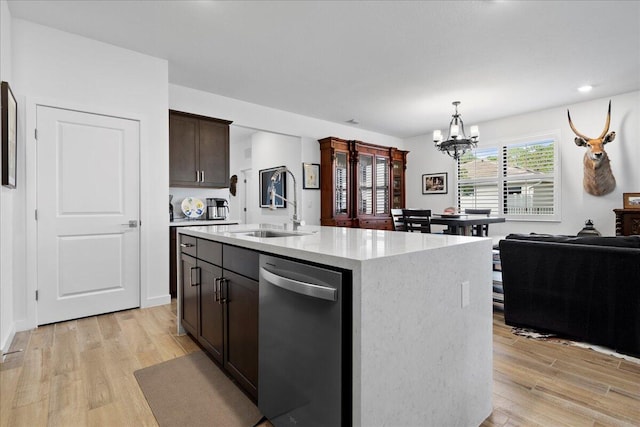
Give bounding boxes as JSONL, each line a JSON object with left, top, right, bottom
{"left": 319, "top": 137, "right": 408, "bottom": 230}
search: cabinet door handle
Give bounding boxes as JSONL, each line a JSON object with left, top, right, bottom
{"left": 190, "top": 267, "right": 200, "bottom": 286}
{"left": 219, "top": 278, "right": 228, "bottom": 304}
{"left": 196, "top": 171, "right": 200, "bottom": 182}
{"left": 200, "top": 170, "right": 205, "bottom": 183}
{"left": 180, "top": 243, "right": 195, "bottom": 248}
{"left": 214, "top": 277, "right": 220, "bottom": 302}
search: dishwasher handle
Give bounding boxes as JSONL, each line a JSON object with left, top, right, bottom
{"left": 260, "top": 267, "right": 337, "bottom": 301}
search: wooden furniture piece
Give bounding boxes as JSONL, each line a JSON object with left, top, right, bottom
{"left": 464, "top": 208, "right": 492, "bottom": 236}
{"left": 614, "top": 208, "right": 640, "bottom": 236}
{"left": 169, "top": 110, "right": 232, "bottom": 188}
{"left": 402, "top": 209, "right": 432, "bottom": 233}
{"left": 319, "top": 136, "right": 408, "bottom": 230}
{"left": 179, "top": 234, "right": 259, "bottom": 399}
{"left": 431, "top": 215, "right": 505, "bottom": 236}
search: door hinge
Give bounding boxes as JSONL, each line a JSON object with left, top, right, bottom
{"left": 35, "top": 290, "right": 39, "bottom": 301}
{"left": 35, "top": 209, "right": 38, "bottom": 220}
{"left": 34, "top": 129, "right": 37, "bottom": 140}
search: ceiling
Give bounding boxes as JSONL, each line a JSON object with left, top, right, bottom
{"left": 7, "top": 0, "right": 640, "bottom": 138}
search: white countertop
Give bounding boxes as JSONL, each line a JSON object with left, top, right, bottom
{"left": 177, "top": 223, "right": 485, "bottom": 269}
{"left": 169, "top": 218, "right": 239, "bottom": 227}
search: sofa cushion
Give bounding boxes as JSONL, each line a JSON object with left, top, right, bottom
{"left": 504, "top": 233, "right": 640, "bottom": 248}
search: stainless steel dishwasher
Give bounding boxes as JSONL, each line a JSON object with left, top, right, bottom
{"left": 259, "top": 254, "right": 351, "bottom": 427}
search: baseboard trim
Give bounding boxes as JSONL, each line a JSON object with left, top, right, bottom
{"left": 142, "top": 294, "right": 171, "bottom": 308}
{"left": 1, "top": 323, "right": 16, "bottom": 361}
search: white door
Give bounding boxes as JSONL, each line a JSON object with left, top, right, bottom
{"left": 36, "top": 106, "right": 140, "bottom": 325}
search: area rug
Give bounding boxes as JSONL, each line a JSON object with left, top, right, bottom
{"left": 134, "top": 351, "right": 264, "bottom": 427}
{"left": 511, "top": 327, "right": 640, "bottom": 364}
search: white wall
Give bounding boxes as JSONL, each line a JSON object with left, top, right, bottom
{"left": 0, "top": 0, "right": 15, "bottom": 352}
{"left": 250, "top": 131, "right": 301, "bottom": 225}
{"left": 228, "top": 126, "right": 253, "bottom": 223}
{"left": 11, "top": 19, "right": 170, "bottom": 331}
{"left": 405, "top": 91, "right": 640, "bottom": 237}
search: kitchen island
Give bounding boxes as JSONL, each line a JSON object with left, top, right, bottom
{"left": 177, "top": 223, "right": 493, "bottom": 426}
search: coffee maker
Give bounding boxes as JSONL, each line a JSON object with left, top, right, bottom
{"left": 206, "top": 198, "right": 229, "bottom": 219}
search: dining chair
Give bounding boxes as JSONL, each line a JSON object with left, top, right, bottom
{"left": 402, "top": 209, "right": 432, "bottom": 233}
{"left": 391, "top": 209, "right": 406, "bottom": 231}
{"left": 464, "top": 208, "right": 491, "bottom": 236}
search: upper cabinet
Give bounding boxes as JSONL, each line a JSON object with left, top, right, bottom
{"left": 169, "top": 110, "right": 232, "bottom": 188}
{"left": 319, "top": 137, "right": 408, "bottom": 230}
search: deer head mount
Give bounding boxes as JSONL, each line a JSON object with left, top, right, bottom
{"left": 567, "top": 100, "right": 616, "bottom": 196}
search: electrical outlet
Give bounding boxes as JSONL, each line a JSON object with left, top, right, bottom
{"left": 461, "top": 281, "right": 470, "bottom": 308}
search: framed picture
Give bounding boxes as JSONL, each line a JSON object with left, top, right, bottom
{"left": 259, "top": 166, "right": 287, "bottom": 208}
{"left": 422, "top": 172, "right": 447, "bottom": 194}
{"left": 623, "top": 192, "right": 640, "bottom": 209}
{"left": 302, "top": 163, "right": 320, "bottom": 189}
{"left": 1, "top": 81, "right": 17, "bottom": 189}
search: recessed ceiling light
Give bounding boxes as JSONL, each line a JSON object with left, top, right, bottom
{"left": 578, "top": 85, "right": 593, "bottom": 93}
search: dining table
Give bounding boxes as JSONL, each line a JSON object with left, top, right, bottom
{"left": 430, "top": 214, "right": 505, "bottom": 236}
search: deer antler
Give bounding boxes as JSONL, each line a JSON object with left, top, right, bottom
{"left": 597, "top": 100, "right": 612, "bottom": 140}
{"left": 568, "top": 100, "right": 612, "bottom": 141}
{"left": 567, "top": 109, "right": 590, "bottom": 140}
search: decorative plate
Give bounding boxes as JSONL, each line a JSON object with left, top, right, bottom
{"left": 181, "top": 197, "right": 205, "bottom": 218}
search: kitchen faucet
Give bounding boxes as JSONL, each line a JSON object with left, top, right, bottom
{"left": 269, "top": 166, "right": 302, "bottom": 230}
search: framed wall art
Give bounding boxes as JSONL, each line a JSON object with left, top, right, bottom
{"left": 422, "top": 172, "right": 447, "bottom": 195}
{"left": 623, "top": 192, "right": 640, "bottom": 209}
{"left": 1, "top": 81, "right": 17, "bottom": 189}
{"left": 302, "top": 163, "right": 320, "bottom": 189}
{"left": 259, "top": 166, "right": 287, "bottom": 208}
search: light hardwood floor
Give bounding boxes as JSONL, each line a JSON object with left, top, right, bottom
{"left": 1, "top": 302, "right": 638, "bottom": 426}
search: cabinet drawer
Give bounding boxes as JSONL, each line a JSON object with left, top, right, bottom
{"left": 223, "top": 245, "right": 259, "bottom": 281}
{"left": 334, "top": 220, "right": 353, "bottom": 227}
{"left": 359, "top": 219, "right": 392, "bottom": 230}
{"left": 198, "top": 239, "right": 222, "bottom": 265}
{"left": 179, "top": 235, "right": 197, "bottom": 257}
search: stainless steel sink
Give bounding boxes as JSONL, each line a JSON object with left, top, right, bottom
{"left": 231, "top": 230, "right": 312, "bottom": 238}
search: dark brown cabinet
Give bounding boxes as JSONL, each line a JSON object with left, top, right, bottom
{"left": 199, "top": 259, "right": 224, "bottom": 362}
{"left": 319, "top": 136, "right": 408, "bottom": 230}
{"left": 169, "top": 110, "right": 232, "bottom": 188}
{"left": 178, "top": 235, "right": 259, "bottom": 400}
{"left": 170, "top": 227, "right": 178, "bottom": 298}
{"left": 223, "top": 269, "right": 259, "bottom": 397}
{"left": 614, "top": 209, "right": 640, "bottom": 236}
{"left": 179, "top": 235, "right": 198, "bottom": 337}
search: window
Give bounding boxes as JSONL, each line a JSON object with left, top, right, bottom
{"left": 457, "top": 132, "right": 560, "bottom": 221}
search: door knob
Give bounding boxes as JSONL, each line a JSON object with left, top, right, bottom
{"left": 121, "top": 220, "right": 138, "bottom": 228}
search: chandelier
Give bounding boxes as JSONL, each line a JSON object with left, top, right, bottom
{"left": 433, "top": 101, "right": 479, "bottom": 160}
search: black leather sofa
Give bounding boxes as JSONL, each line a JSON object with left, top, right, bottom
{"left": 499, "top": 234, "right": 640, "bottom": 357}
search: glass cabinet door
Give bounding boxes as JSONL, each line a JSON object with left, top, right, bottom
{"left": 335, "top": 152, "right": 348, "bottom": 216}
{"left": 392, "top": 160, "right": 402, "bottom": 209}
{"left": 376, "top": 156, "right": 389, "bottom": 214}
{"left": 358, "top": 154, "right": 373, "bottom": 215}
